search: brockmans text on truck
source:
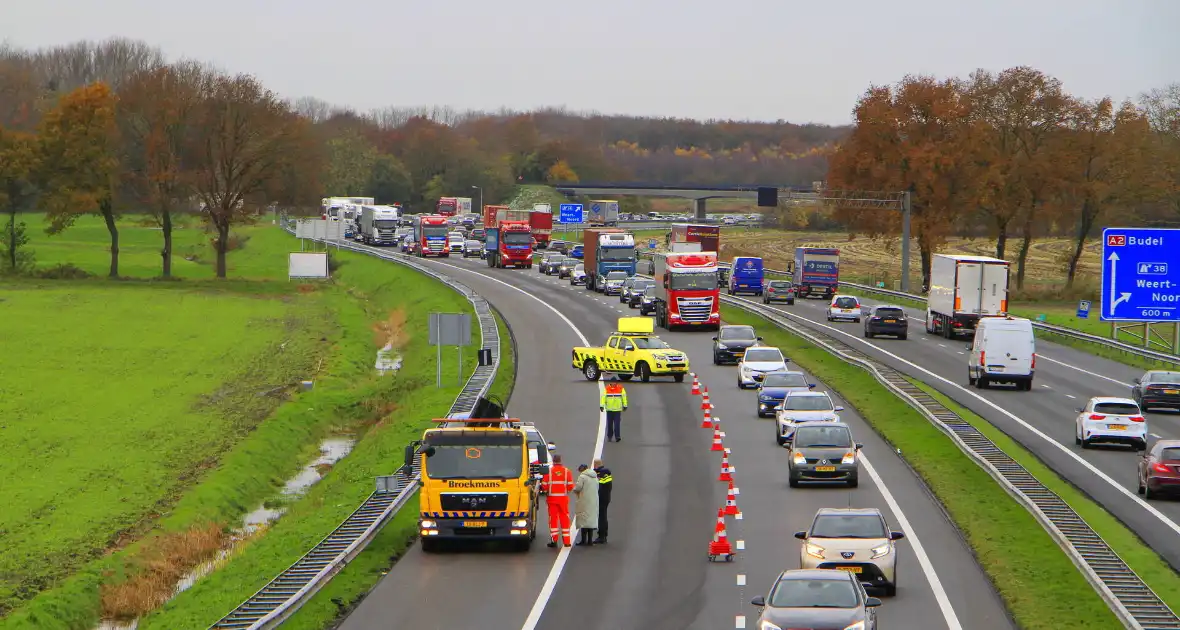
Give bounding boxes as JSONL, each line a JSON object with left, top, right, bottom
{"left": 407, "top": 416, "right": 543, "bottom": 552}
{"left": 652, "top": 251, "right": 721, "bottom": 331}
{"left": 793, "top": 247, "right": 840, "bottom": 298}
{"left": 582, "top": 228, "right": 637, "bottom": 292}
{"left": 483, "top": 205, "right": 534, "bottom": 268}
{"left": 926, "top": 254, "right": 1011, "bottom": 338}
{"left": 411, "top": 215, "right": 451, "bottom": 257}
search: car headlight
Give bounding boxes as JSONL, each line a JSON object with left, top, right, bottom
{"left": 512, "top": 519, "right": 528, "bottom": 528}
{"left": 759, "top": 621, "right": 782, "bottom": 630}
{"left": 842, "top": 451, "right": 857, "bottom": 464}
{"left": 870, "top": 542, "right": 891, "bottom": 559}
{"left": 844, "top": 622, "right": 866, "bottom": 630}
{"left": 420, "top": 520, "right": 437, "bottom": 528}
{"left": 716, "top": 343, "right": 728, "bottom": 349}
{"left": 805, "top": 542, "right": 825, "bottom": 559}
{"left": 792, "top": 451, "right": 805, "bottom": 465}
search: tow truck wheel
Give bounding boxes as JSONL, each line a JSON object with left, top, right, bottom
{"left": 583, "top": 361, "right": 601, "bottom": 381}
{"left": 636, "top": 362, "right": 652, "bottom": 383}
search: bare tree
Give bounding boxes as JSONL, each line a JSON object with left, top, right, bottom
{"left": 26, "top": 38, "right": 165, "bottom": 94}
{"left": 292, "top": 96, "right": 335, "bottom": 124}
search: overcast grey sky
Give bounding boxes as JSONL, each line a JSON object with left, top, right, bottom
{"left": 3, "top": 0, "right": 1178, "bottom": 125}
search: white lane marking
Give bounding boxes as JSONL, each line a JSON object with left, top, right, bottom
{"left": 1152, "top": 433, "right": 1163, "bottom": 439}
{"left": 735, "top": 616, "right": 746, "bottom": 629}
{"left": 1037, "top": 353, "right": 1133, "bottom": 388}
{"left": 742, "top": 297, "right": 1180, "bottom": 539}
{"left": 1066, "top": 394, "right": 1077, "bottom": 399}
{"left": 413, "top": 258, "right": 605, "bottom": 630}
{"left": 736, "top": 574, "right": 746, "bottom": 586}
{"left": 1040, "top": 384, "right": 1051, "bottom": 389}
{"left": 736, "top": 540, "right": 746, "bottom": 550}
{"left": 861, "top": 455, "right": 963, "bottom": 629}
{"left": 938, "top": 343, "right": 947, "bottom": 348}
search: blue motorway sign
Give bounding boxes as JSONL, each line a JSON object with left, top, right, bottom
{"left": 558, "top": 204, "right": 584, "bottom": 224}
{"left": 1101, "top": 228, "right": 1180, "bottom": 322}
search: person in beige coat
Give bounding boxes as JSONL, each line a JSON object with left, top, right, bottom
{"left": 573, "top": 464, "right": 599, "bottom": 546}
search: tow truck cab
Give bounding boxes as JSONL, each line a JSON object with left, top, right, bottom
{"left": 571, "top": 316, "right": 690, "bottom": 383}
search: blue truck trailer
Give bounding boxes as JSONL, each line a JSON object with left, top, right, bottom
{"left": 793, "top": 247, "right": 840, "bottom": 299}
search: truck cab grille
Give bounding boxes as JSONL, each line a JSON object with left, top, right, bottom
{"left": 675, "top": 297, "right": 714, "bottom": 322}
{"left": 439, "top": 492, "right": 509, "bottom": 511}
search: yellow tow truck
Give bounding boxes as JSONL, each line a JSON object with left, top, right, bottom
{"left": 572, "top": 316, "right": 690, "bottom": 383}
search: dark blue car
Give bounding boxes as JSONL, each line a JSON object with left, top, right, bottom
{"left": 757, "top": 371, "right": 815, "bottom": 417}
{"left": 570, "top": 244, "right": 584, "bottom": 259}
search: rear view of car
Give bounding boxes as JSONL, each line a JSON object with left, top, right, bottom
{"left": 827, "top": 295, "right": 862, "bottom": 322}
{"left": 1075, "top": 397, "right": 1147, "bottom": 450}
{"left": 1133, "top": 370, "right": 1180, "bottom": 411}
{"left": 864, "top": 305, "right": 908, "bottom": 339}
{"left": 1139, "top": 440, "right": 1180, "bottom": 499}
{"left": 763, "top": 280, "right": 795, "bottom": 305}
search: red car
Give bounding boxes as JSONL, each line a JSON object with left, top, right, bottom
{"left": 1138, "top": 439, "right": 1180, "bottom": 499}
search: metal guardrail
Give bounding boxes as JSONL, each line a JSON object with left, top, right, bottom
{"left": 722, "top": 295, "right": 1180, "bottom": 630}
{"left": 209, "top": 224, "right": 501, "bottom": 629}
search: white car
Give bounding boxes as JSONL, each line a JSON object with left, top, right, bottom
{"left": 827, "top": 295, "right": 863, "bottom": 322}
{"left": 738, "top": 346, "right": 789, "bottom": 389}
{"left": 1075, "top": 397, "right": 1147, "bottom": 450}
{"left": 448, "top": 235, "right": 465, "bottom": 253}
{"left": 570, "top": 264, "right": 587, "bottom": 285}
{"left": 776, "top": 391, "right": 843, "bottom": 445}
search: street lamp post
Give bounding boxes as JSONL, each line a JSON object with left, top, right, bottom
{"left": 471, "top": 185, "right": 483, "bottom": 214}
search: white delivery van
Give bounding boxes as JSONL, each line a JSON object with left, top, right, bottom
{"left": 967, "top": 316, "right": 1035, "bottom": 390}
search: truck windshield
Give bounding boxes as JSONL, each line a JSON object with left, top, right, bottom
{"left": 423, "top": 227, "right": 448, "bottom": 238}
{"left": 423, "top": 433, "right": 524, "bottom": 480}
{"left": 669, "top": 271, "right": 718, "bottom": 290}
{"left": 631, "top": 336, "right": 671, "bottom": 350}
{"left": 504, "top": 232, "right": 532, "bottom": 245}
{"left": 374, "top": 220, "right": 398, "bottom": 228}
{"left": 600, "top": 247, "right": 635, "bottom": 261}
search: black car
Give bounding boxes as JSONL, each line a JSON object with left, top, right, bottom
{"left": 539, "top": 253, "right": 565, "bottom": 274}
{"left": 764, "top": 280, "right": 796, "bottom": 304}
{"left": 712, "top": 325, "right": 762, "bottom": 364}
{"left": 1133, "top": 370, "right": 1180, "bottom": 411}
{"left": 557, "top": 259, "right": 577, "bottom": 278}
{"left": 787, "top": 422, "right": 861, "bottom": 487}
{"left": 752, "top": 570, "right": 880, "bottom": 630}
{"left": 863, "top": 305, "right": 908, "bottom": 340}
{"left": 637, "top": 286, "right": 657, "bottom": 315}
{"left": 627, "top": 279, "right": 656, "bottom": 308}
{"left": 551, "top": 241, "right": 569, "bottom": 254}
{"left": 462, "top": 240, "right": 483, "bottom": 258}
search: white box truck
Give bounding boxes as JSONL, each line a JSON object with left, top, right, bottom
{"left": 456, "top": 197, "right": 473, "bottom": 214}
{"left": 360, "top": 205, "right": 401, "bottom": 246}
{"left": 926, "top": 254, "right": 1011, "bottom": 338}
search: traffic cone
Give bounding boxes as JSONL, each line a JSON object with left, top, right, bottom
{"left": 691, "top": 375, "right": 701, "bottom": 395}
{"left": 701, "top": 406, "right": 713, "bottom": 428}
{"left": 700, "top": 388, "right": 710, "bottom": 410}
{"left": 719, "top": 451, "right": 733, "bottom": 482}
{"left": 728, "top": 478, "right": 739, "bottom": 496}
{"left": 724, "top": 484, "right": 741, "bottom": 516}
{"left": 709, "top": 507, "right": 733, "bottom": 558}
{"left": 711, "top": 426, "right": 724, "bottom": 451}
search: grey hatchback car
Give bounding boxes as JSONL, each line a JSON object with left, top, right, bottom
{"left": 752, "top": 569, "right": 880, "bottom": 630}
{"left": 787, "top": 422, "right": 862, "bottom": 487}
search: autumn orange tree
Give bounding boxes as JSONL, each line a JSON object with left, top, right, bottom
{"left": 189, "top": 72, "right": 316, "bottom": 278}
{"left": 0, "top": 125, "right": 39, "bottom": 273}
{"left": 117, "top": 62, "right": 205, "bottom": 278}
{"left": 38, "top": 81, "right": 123, "bottom": 277}
{"left": 827, "top": 76, "right": 979, "bottom": 287}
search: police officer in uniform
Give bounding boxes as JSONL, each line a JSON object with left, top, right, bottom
{"left": 593, "top": 458, "right": 612, "bottom": 544}
{"left": 601, "top": 373, "right": 628, "bottom": 442}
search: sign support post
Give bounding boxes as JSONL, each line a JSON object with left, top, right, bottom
{"left": 429, "top": 312, "right": 473, "bottom": 389}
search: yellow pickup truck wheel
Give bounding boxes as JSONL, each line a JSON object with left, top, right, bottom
{"left": 635, "top": 362, "right": 652, "bottom": 383}
{"left": 583, "top": 361, "right": 601, "bottom": 381}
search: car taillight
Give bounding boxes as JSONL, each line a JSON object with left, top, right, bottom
{"left": 1152, "top": 463, "right": 1171, "bottom": 474}
{"left": 980, "top": 351, "right": 985, "bottom": 365}
{"left": 1129, "top": 416, "right": 1145, "bottom": 422}
{"left": 1088, "top": 414, "right": 1106, "bottom": 420}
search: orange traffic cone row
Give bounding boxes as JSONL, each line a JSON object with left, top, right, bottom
{"left": 708, "top": 507, "right": 734, "bottom": 561}
{"left": 724, "top": 484, "right": 741, "bottom": 516}
{"left": 711, "top": 426, "right": 724, "bottom": 451}
{"left": 701, "top": 406, "right": 713, "bottom": 428}
{"left": 700, "top": 387, "right": 710, "bottom": 410}
{"left": 728, "top": 478, "right": 739, "bottom": 497}
{"left": 719, "top": 450, "right": 733, "bottom": 482}
{"left": 691, "top": 375, "right": 701, "bottom": 395}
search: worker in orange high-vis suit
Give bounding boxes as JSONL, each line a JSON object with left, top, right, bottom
{"left": 540, "top": 454, "right": 576, "bottom": 548}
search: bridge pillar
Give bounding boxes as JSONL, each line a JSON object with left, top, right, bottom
{"left": 693, "top": 199, "right": 707, "bottom": 220}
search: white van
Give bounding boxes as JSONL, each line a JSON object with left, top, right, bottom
{"left": 967, "top": 316, "right": 1035, "bottom": 390}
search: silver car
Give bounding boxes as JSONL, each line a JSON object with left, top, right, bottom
{"left": 775, "top": 391, "right": 843, "bottom": 445}
{"left": 570, "top": 264, "right": 587, "bottom": 285}
{"left": 796, "top": 507, "right": 905, "bottom": 596}
{"left": 787, "top": 422, "right": 861, "bottom": 487}
{"left": 752, "top": 569, "right": 881, "bottom": 629}
{"left": 601, "top": 270, "right": 628, "bottom": 295}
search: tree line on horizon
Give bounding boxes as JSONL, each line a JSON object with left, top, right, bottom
{"left": 1, "top": 38, "right": 1175, "bottom": 290}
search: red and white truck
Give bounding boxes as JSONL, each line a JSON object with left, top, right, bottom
{"left": 412, "top": 215, "right": 451, "bottom": 257}
{"left": 530, "top": 204, "right": 553, "bottom": 249}
{"left": 436, "top": 197, "right": 459, "bottom": 216}
{"left": 483, "top": 205, "right": 534, "bottom": 268}
{"left": 652, "top": 251, "right": 721, "bottom": 331}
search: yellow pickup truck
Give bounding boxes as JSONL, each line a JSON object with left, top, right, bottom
{"left": 572, "top": 317, "right": 690, "bottom": 382}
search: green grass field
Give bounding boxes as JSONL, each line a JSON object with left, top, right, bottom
{"left": 0, "top": 215, "right": 504, "bottom": 629}
{"left": 722, "top": 305, "right": 1126, "bottom": 630}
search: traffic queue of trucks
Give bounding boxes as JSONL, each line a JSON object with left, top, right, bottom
{"left": 359, "top": 205, "right": 401, "bottom": 245}
{"left": 411, "top": 215, "right": 451, "bottom": 257}
{"left": 483, "top": 205, "right": 534, "bottom": 268}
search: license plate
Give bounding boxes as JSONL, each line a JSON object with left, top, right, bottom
{"left": 815, "top": 466, "right": 837, "bottom": 472}
{"left": 842, "top": 309, "right": 853, "bottom": 313}
{"left": 835, "top": 566, "right": 862, "bottom": 574}
{"left": 1165, "top": 389, "right": 1179, "bottom": 394}
{"left": 884, "top": 319, "right": 896, "bottom": 323}
{"left": 462, "top": 521, "right": 488, "bottom": 528}
{"left": 1108, "top": 425, "right": 1128, "bottom": 431}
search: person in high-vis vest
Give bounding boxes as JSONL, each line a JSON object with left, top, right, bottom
{"left": 601, "top": 373, "right": 629, "bottom": 442}
{"left": 540, "top": 454, "right": 576, "bottom": 548}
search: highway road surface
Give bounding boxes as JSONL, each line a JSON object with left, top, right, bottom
{"left": 338, "top": 247, "right": 1014, "bottom": 630}
{"left": 723, "top": 289, "right": 1180, "bottom": 573}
